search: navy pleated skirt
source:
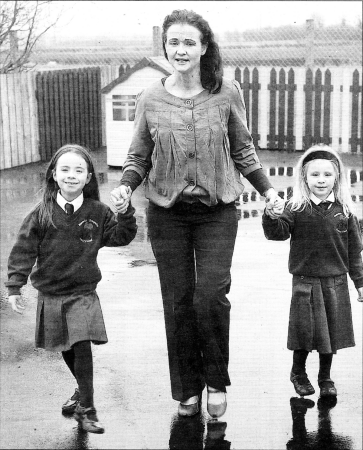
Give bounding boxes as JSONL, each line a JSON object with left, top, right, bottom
{"left": 287, "top": 274, "right": 355, "bottom": 354}
{"left": 35, "top": 290, "right": 108, "bottom": 352}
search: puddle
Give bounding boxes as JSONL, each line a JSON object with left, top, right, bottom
{"left": 129, "top": 259, "right": 157, "bottom": 267}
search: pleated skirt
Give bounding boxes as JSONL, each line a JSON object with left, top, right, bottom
{"left": 287, "top": 274, "right": 355, "bottom": 354}
{"left": 35, "top": 290, "right": 108, "bottom": 352}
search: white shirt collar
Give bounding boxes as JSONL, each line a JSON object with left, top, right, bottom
{"left": 56, "top": 191, "right": 84, "bottom": 213}
{"left": 310, "top": 191, "right": 335, "bottom": 205}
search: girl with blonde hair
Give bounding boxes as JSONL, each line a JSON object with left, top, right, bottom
{"left": 262, "top": 144, "right": 363, "bottom": 398}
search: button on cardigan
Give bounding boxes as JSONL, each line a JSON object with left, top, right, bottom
{"left": 122, "top": 78, "right": 265, "bottom": 208}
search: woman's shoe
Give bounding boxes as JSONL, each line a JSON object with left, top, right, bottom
{"left": 74, "top": 404, "right": 105, "bottom": 433}
{"left": 319, "top": 379, "right": 337, "bottom": 397}
{"left": 178, "top": 395, "right": 200, "bottom": 417}
{"left": 207, "top": 386, "right": 227, "bottom": 418}
{"left": 290, "top": 372, "right": 315, "bottom": 396}
{"left": 62, "top": 388, "right": 80, "bottom": 415}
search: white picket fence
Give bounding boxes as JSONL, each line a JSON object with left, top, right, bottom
{"left": 224, "top": 65, "right": 362, "bottom": 154}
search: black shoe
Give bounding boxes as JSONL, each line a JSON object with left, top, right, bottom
{"left": 62, "top": 388, "right": 80, "bottom": 415}
{"left": 319, "top": 379, "right": 337, "bottom": 397}
{"left": 74, "top": 404, "right": 105, "bottom": 434}
{"left": 290, "top": 372, "right": 315, "bottom": 396}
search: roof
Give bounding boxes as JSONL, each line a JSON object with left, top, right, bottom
{"left": 30, "top": 35, "right": 361, "bottom": 72}
{"left": 101, "top": 56, "right": 172, "bottom": 94}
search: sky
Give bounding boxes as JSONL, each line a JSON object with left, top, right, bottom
{"left": 47, "top": 1, "right": 362, "bottom": 40}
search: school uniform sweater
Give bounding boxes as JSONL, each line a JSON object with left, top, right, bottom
{"left": 6, "top": 199, "right": 137, "bottom": 296}
{"left": 262, "top": 202, "right": 363, "bottom": 289}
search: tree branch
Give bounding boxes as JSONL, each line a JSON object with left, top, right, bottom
{"left": 0, "top": 0, "right": 60, "bottom": 73}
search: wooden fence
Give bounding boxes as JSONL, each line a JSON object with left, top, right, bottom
{"left": 35, "top": 67, "right": 102, "bottom": 160}
{"left": 0, "top": 72, "right": 39, "bottom": 169}
{"left": 0, "top": 65, "right": 121, "bottom": 170}
{"left": 0, "top": 65, "right": 362, "bottom": 170}
{"left": 227, "top": 66, "right": 362, "bottom": 153}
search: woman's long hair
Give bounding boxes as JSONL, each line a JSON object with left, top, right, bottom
{"left": 161, "top": 9, "right": 223, "bottom": 94}
{"left": 37, "top": 144, "right": 100, "bottom": 229}
{"left": 288, "top": 144, "right": 354, "bottom": 216}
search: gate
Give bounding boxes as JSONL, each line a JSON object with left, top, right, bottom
{"left": 36, "top": 67, "right": 102, "bottom": 160}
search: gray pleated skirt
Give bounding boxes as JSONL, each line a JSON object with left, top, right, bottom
{"left": 35, "top": 290, "right": 108, "bottom": 352}
{"left": 287, "top": 274, "right": 355, "bottom": 354}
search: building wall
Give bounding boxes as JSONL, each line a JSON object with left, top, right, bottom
{"left": 105, "top": 66, "right": 166, "bottom": 166}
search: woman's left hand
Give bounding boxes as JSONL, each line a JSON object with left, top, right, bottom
{"left": 264, "top": 188, "right": 285, "bottom": 219}
{"left": 357, "top": 287, "right": 363, "bottom": 302}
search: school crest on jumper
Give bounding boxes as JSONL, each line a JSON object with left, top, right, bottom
{"left": 334, "top": 213, "right": 348, "bottom": 233}
{"left": 78, "top": 219, "right": 99, "bottom": 242}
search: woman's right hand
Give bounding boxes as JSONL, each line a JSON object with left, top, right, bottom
{"left": 110, "top": 185, "right": 132, "bottom": 214}
{"left": 8, "top": 295, "right": 25, "bottom": 314}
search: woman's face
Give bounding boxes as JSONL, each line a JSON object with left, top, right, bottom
{"left": 165, "top": 23, "right": 207, "bottom": 76}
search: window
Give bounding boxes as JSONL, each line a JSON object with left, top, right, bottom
{"left": 112, "top": 95, "right": 136, "bottom": 121}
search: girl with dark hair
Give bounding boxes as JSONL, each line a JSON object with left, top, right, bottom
{"left": 38, "top": 144, "right": 101, "bottom": 229}
{"left": 111, "top": 9, "right": 284, "bottom": 418}
{"left": 6, "top": 144, "right": 137, "bottom": 434}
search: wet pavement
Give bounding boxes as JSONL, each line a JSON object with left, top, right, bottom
{"left": 0, "top": 149, "right": 362, "bottom": 449}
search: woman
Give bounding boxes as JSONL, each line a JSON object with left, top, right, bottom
{"left": 111, "top": 9, "right": 283, "bottom": 418}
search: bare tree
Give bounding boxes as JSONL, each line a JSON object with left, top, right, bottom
{"left": 0, "top": 1, "right": 59, "bottom": 73}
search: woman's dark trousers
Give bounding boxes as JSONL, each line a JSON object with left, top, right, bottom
{"left": 147, "top": 201, "right": 238, "bottom": 402}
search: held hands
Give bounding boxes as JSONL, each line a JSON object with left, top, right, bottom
{"left": 264, "top": 188, "right": 285, "bottom": 219}
{"left": 110, "top": 185, "right": 132, "bottom": 214}
{"left": 357, "top": 287, "right": 363, "bottom": 302}
{"left": 8, "top": 295, "right": 25, "bottom": 314}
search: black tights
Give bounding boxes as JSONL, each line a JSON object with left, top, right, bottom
{"left": 62, "top": 341, "right": 94, "bottom": 408}
{"left": 292, "top": 350, "right": 333, "bottom": 381}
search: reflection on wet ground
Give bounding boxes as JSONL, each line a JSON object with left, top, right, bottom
{"left": 167, "top": 394, "right": 352, "bottom": 450}
{"left": 129, "top": 259, "right": 157, "bottom": 267}
{"left": 169, "top": 412, "right": 205, "bottom": 450}
{"left": 60, "top": 426, "right": 90, "bottom": 450}
{"left": 169, "top": 413, "right": 231, "bottom": 450}
{"left": 287, "top": 397, "right": 353, "bottom": 450}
